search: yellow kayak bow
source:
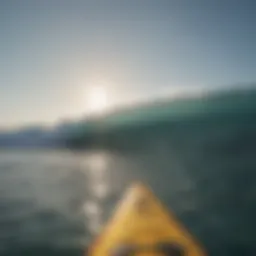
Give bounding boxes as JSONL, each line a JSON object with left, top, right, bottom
{"left": 89, "top": 182, "right": 206, "bottom": 256}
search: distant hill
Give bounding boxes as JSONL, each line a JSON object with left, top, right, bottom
{"left": 0, "top": 123, "right": 77, "bottom": 148}
{"left": 65, "top": 87, "right": 256, "bottom": 149}
{"left": 0, "top": 86, "right": 255, "bottom": 149}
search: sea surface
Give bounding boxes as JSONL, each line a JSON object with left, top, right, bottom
{"left": 1, "top": 93, "right": 256, "bottom": 256}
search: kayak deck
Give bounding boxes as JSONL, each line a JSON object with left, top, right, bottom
{"left": 89, "top": 182, "right": 206, "bottom": 256}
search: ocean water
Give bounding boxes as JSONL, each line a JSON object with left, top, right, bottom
{"left": 1, "top": 93, "right": 256, "bottom": 256}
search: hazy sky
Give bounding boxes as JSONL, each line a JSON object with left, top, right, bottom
{"left": 1, "top": 0, "right": 255, "bottom": 127}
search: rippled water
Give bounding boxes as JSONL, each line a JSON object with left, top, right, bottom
{"left": 1, "top": 110, "right": 256, "bottom": 256}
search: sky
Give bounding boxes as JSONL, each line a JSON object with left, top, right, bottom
{"left": 1, "top": 0, "right": 255, "bottom": 128}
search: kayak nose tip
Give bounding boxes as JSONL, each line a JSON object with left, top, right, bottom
{"left": 129, "top": 181, "right": 151, "bottom": 193}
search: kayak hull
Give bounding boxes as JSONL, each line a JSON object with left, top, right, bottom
{"left": 89, "top": 182, "right": 206, "bottom": 256}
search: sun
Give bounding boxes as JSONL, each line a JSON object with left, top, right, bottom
{"left": 86, "top": 86, "right": 108, "bottom": 115}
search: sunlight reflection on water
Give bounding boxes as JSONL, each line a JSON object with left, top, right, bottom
{"left": 82, "top": 151, "right": 110, "bottom": 234}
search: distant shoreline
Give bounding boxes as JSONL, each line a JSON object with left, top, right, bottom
{"left": 0, "top": 87, "right": 255, "bottom": 151}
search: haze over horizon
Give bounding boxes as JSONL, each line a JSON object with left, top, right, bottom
{"left": 1, "top": 0, "right": 255, "bottom": 129}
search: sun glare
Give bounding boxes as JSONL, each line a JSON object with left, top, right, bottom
{"left": 86, "top": 86, "right": 108, "bottom": 115}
